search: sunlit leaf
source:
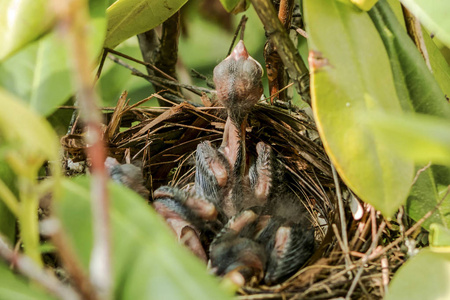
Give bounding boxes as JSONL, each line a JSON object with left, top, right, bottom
{"left": 0, "top": 0, "right": 54, "bottom": 60}
{"left": 105, "top": 0, "right": 188, "bottom": 49}
{"left": 304, "top": 0, "right": 414, "bottom": 216}
{"left": 56, "top": 177, "right": 234, "bottom": 300}
{"left": 386, "top": 248, "right": 450, "bottom": 300}
{"left": 400, "top": 0, "right": 450, "bottom": 49}
{"left": 0, "top": 263, "right": 56, "bottom": 300}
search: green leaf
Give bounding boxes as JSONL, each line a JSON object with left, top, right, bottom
{"left": 304, "top": 0, "right": 414, "bottom": 216}
{"left": 369, "top": 113, "right": 450, "bottom": 166}
{"left": 0, "top": 0, "right": 107, "bottom": 117}
{"left": 0, "top": 162, "right": 16, "bottom": 243}
{"left": 368, "top": 1, "right": 450, "bottom": 229}
{"left": 386, "top": 248, "right": 450, "bottom": 300}
{"left": 400, "top": 0, "right": 450, "bottom": 49}
{"left": 0, "top": 88, "right": 59, "bottom": 161}
{"left": 350, "top": 0, "right": 378, "bottom": 11}
{"left": 0, "top": 0, "right": 54, "bottom": 60}
{"left": 105, "top": 0, "right": 188, "bottom": 49}
{"left": 56, "top": 177, "right": 234, "bottom": 300}
{"left": 368, "top": 1, "right": 450, "bottom": 118}
{"left": 422, "top": 27, "right": 450, "bottom": 100}
{"left": 385, "top": 0, "right": 406, "bottom": 30}
{"left": 0, "top": 34, "right": 73, "bottom": 116}
{"left": 369, "top": 112, "right": 450, "bottom": 228}
{"left": 407, "top": 166, "right": 450, "bottom": 230}
{"left": 430, "top": 223, "right": 450, "bottom": 248}
{"left": 0, "top": 263, "right": 56, "bottom": 300}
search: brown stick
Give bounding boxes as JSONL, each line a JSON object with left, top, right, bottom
{"left": 251, "top": 0, "right": 311, "bottom": 105}
{"left": 0, "top": 235, "right": 80, "bottom": 300}
{"left": 138, "top": 11, "right": 182, "bottom": 106}
{"left": 47, "top": 221, "right": 99, "bottom": 300}
{"left": 53, "top": 1, "right": 111, "bottom": 297}
{"left": 402, "top": 6, "right": 432, "bottom": 72}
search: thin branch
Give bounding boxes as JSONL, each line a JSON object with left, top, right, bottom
{"left": 53, "top": 0, "right": 111, "bottom": 297}
{"left": 369, "top": 185, "right": 450, "bottom": 261}
{"left": 411, "top": 162, "right": 431, "bottom": 186}
{"left": 291, "top": 25, "right": 309, "bottom": 39}
{"left": 0, "top": 235, "right": 80, "bottom": 300}
{"left": 107, "top": 54, "right": 214, "bottom": 96}
{"left": 381, "top": 256, "right": 389, "bottom": 296}
{"left": 346, "top": 221, "right": 386, "bottom": 299}
{"left": 106, "top": 48, "right": 177, "bottom": 82}
{"left": 40, "top": 218, "right": 99, "bottom": 300}
{"left": 132, "top": 71, "right": 214, "bottom": 95}
{"left": 259, "top": 82, "right": 294, "bottom": 103}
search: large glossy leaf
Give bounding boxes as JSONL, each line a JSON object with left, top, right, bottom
{"left": 56, "top": 177, "right": 233, "bottom": 300}
{"left": 0, "top": 0, "right": 107, "bottom": 117}
{"left": 304, "top": 0, "right": 414, "bottom": 216}
{"left": 368, "top": 1, "right": 450, "bottom": 228}
{"left": 400, "top": 0, "right": 450, "bottom": 49}
{"left": 0, "top": 0, "right": 54, "bottom": 60}
{"left": 0, "top": 263, "right": 56, "bottom": 300}
{"left": 385, "top": 248, "right": 450, "bottom": 300}
{"left": 104, "top": 0, "right": 188, "bottom": 49}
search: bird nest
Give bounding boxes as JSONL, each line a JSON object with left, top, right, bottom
{"left": 61, "top": 90, "right": 408, "bottom": 299}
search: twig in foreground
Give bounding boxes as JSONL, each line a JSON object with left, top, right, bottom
{"left": 53, "top": 0, "right": 112, "bottom": 297}
{"left": 0, "top": 235, "right": 80, "bottom": 300}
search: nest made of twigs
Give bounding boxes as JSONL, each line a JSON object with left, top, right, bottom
{"left": 61, "top": 91, "right": 412, "bottom": 300}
